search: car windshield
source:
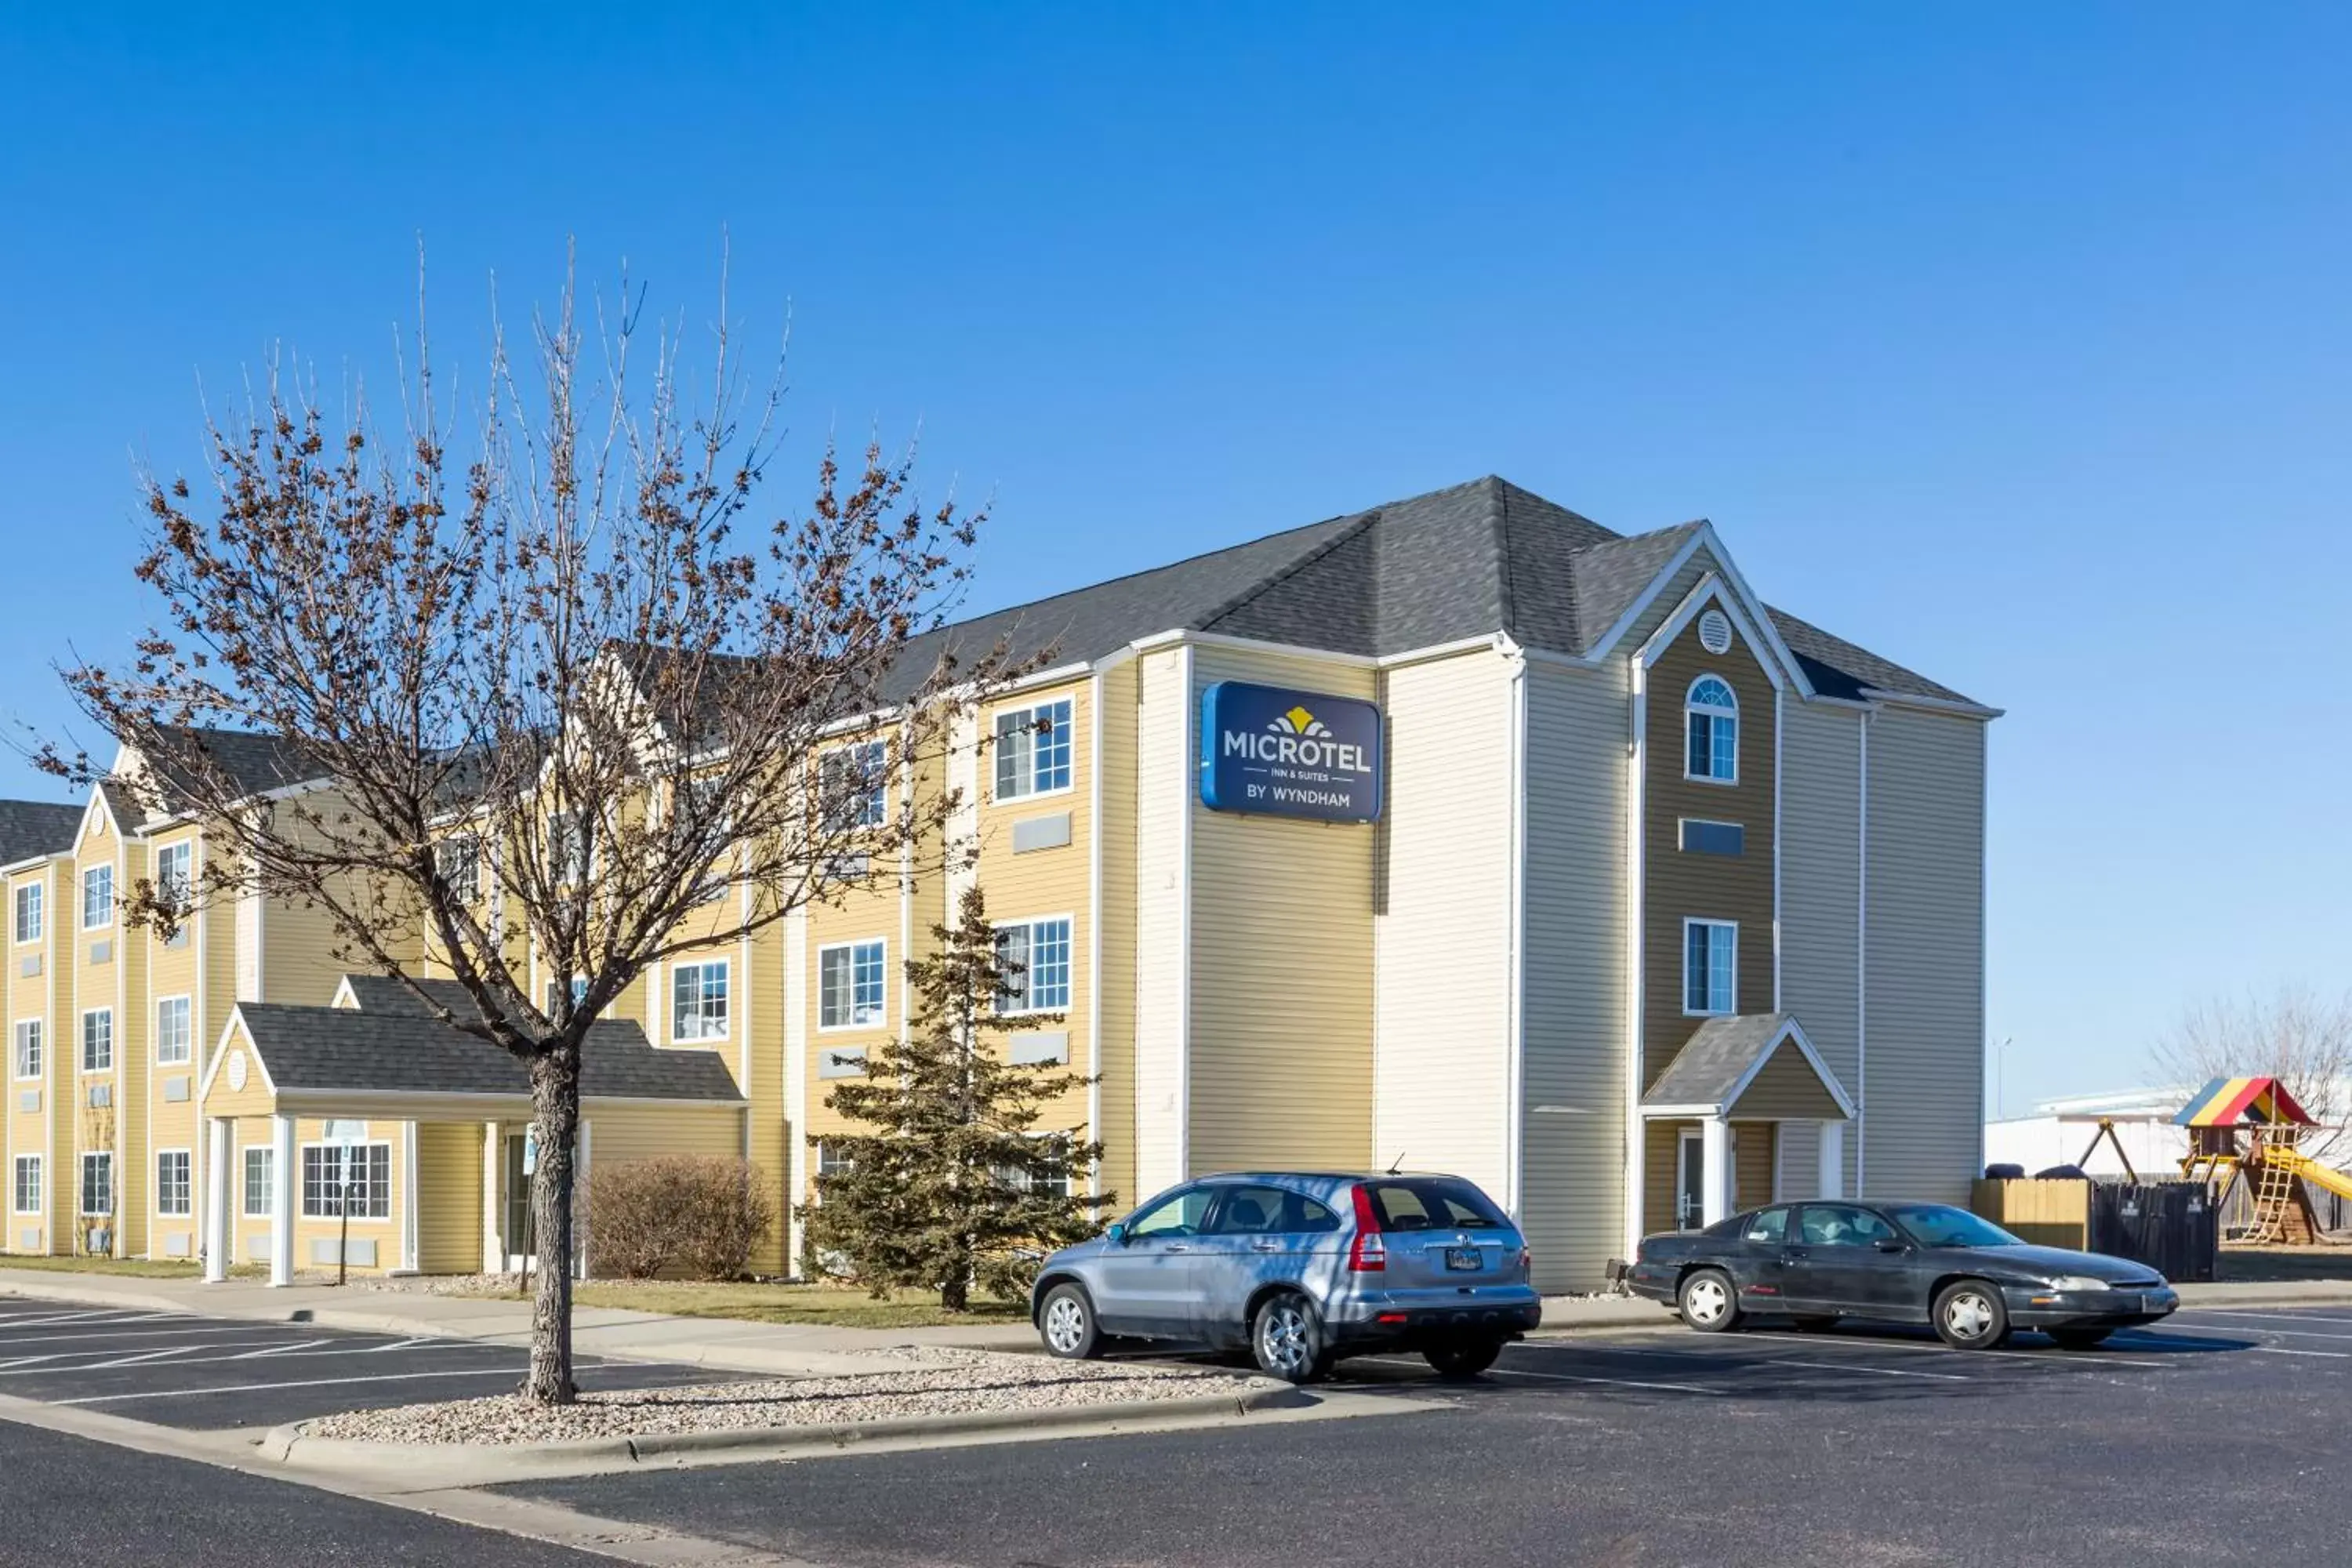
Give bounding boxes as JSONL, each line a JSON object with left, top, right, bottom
{"left": 1886, "top": 1203, "right": 2023, "bottom": 1248}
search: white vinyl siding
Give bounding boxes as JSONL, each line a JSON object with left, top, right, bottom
{"left": 1130, "top": 648, "right": 1189, "bottom": 1195}
{"left": 1778, "top": 700, "right": 1864, "bottom": 1196}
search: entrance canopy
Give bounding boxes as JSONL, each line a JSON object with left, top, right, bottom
{"left": 1640, "top": 1013, "right": 1855, "bottom": 1122}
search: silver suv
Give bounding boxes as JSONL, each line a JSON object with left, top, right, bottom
{"left": 1029, "top": 1171, "right": 1541, "bottom": 1382}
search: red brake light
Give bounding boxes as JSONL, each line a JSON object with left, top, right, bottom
{"left": 1348, "top": 1184, "right": 1385, "bottom": 1272}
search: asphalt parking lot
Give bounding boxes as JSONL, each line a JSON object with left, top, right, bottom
{"left": 503, "top": 1305, "right": 2352, "bottom": 1568}
{"left": 0, "top": 1295, "right": 715, "bottom": 1430}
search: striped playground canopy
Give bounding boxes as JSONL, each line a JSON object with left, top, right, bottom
{"left": 2174, "top": 1076, "right": 2314, "bottom": 1127}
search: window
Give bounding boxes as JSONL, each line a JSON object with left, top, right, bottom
{"left": 78, "top": 1152, "right": 111, "bottom": 1217}
{"left": 12, "top": 1020, "right": 38, "bottom": 1080}
{"left": 12, "top": 1156, "right": 39, "bottom": 1216}
{"left": 995, "top": 1134, "right": 1076, "bottom": 1201}
{"left": 815, "top": 1142, "right": 851, "bottom": 1181}
{"left": 1360, "top": 1178, "right": 1505, "bottom": 1231}
{"left": 819, "top": 740, "right": 890, "bottom": 832}
{"left": 681, "top": 776, "right": 733, "bottom": 904}
{"left": 155, "top": 841, "right": 192, "bottom": 914}
{"left": 1683, "top": 920, "right": 1737, "bottom": 1017}
{"left": 993, "top": 698, "right": 1073, "bottom": 800}
{"left": 156, "top": 1150, "right": 191, "bottom": 1217}
{"left": 81, "top": 866, "right": 113, "bottom": 930}
{"left": 818, "top": 940, "right": 887, "bottom": 1029}
{"left": 545, "top": 975, "right": 588, "bottom": 1015}
{"left": 302, "top": 1143, "right": 392, "bottom": 1219}
{"left": 436, "top": 835, "right": 481, "bottom": 905}
{"left": 243, "top": 1146, "right": 274, "bottom": 1218}
{"left": 1685, "top": 675, "right": 1738, "bottom": 783}
{"left": 1127, "top": 1185, "right": 1215, "bottom": 1239}
{"left": 13, "top": 883, "right": 41, "bottom": 944}
{"left": 672, "top": 960, "right": 731, "bottom": 1041}
{"left": 1741, "top": 1207, "right": 1790, "bottom": 1245}
{"left": 155, "top": 996, "right": 192, "bottom": 1066}
{"left": 550, "top": 811, "right": 590, "bottom": 885}
{"left": 995, "top": 917, "right": 1072, "bottom": 1014}
{"left": 1796, "top": 1204, "right": 1897, "bottom": 1248}
{"left": 1205, "top": 1185, "right": 1341, "bottom": 1235}
{"left": 79, "top": 1009, "right": 112, "bottom": 1073}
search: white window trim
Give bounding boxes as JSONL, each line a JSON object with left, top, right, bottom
{"left": 78, "top": 1151, "right": 114, "bottom": 1218}
{"left": 815, "top": 939, "right": 889, "bottom": 1033}
{"left": 818, "top": 739, "right": 893, "bottom": 829}
{"left": 154, "top": 994, "right": 194, "bottom": 1067}
{"left": 12, "top": 1019, "right": 40, "bottom": 1082}
{"left": 154, "top": 1148, "right": 193, "bottom": 1218}
{"left": 241, "top": 1145, "right": 275, "bottom": 1219}
{"left": 299, "top": 1141, "right": 394, "bottom": 1223}
{"left": 13, "top": 882, "right": 42, "bottom": 946}
{"left": 994, "top": 913, "right": 1077, "bottom": 1018}
{"left": 80, "top": 866, "right": 113, "bottom": 931}
{"left": 78, "top": 1007, "right": 113, "bottom": 1074}
{"left": 989, "top": 697, "right": 1077, "bottom": 804}
{"left": 1681, "top": 916, "right": 1739, "bottom": 1018}
{"left": 670, "top": 958, "right": 733, "bottom": 1044}
{"left": 155, "top": 840, "right": 194, "bottom": 913}
{"left": 12, "top": 1155, "right": 42, "bottom": 1216}
{"left": 1683, "top": 673, "right": 1740, "bottom": 786}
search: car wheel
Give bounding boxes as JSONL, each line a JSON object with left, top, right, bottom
{"left": 1251, "top": 1291, "right": 1334, "bottom": 1384}
{"left": 1933, "top": 1280, "right": 2012, "bottom": 1349}
{"left": 1790, "top": 1315, "right": 1839, "bottom": 1333}
{"left": 1038, "top": 1283, "right": 1102, "bottom": 1360}
{"left": 2049, "top": 1327, "right": 2113, "bottom": 1351}
{"left": 1422, "top": 1338, "right": 1504, "bottom": 1381}
{"left": 1677, "top": 1268, "right": 1741, "bottom": 1334}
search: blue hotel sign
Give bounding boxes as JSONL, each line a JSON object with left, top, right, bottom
{"left": 1198, "top": 681, "right": 1383, "bottom": 822}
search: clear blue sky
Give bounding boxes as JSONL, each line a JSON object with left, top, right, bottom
{"left": 2, "top": 5, "right": 2346, "bottom": 1111}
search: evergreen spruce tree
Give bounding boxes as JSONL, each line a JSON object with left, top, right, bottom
{"left": 805, "top": 884, "right": 1109, "bottom": 1309}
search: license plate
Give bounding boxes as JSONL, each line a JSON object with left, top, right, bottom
{"left": 1446, "top": 1247, "right": 1483, "bottom": 1272}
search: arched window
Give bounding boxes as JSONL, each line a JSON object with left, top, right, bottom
{"left": 1686, "top": 676, "right": 1737, "bottom": 782}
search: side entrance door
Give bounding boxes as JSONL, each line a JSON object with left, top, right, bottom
{"left": 1675, "top": 1126, "right": 1739, "bottom": 1229}
{"left": 500, "top": 1133, "right": 532, "bottom": 1272}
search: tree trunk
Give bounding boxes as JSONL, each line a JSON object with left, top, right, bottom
{"left": 525, "top": 1049, "right": 582, "bottom": 1405}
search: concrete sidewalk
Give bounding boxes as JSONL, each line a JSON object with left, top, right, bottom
{"left": 3, "top": 1268, "right": 2347, "bottom": 1376}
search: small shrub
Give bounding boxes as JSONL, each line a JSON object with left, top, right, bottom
{"left": 589, "top": 1156, "right": 777, "bottom": 1281}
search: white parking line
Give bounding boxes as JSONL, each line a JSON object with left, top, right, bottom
{"left": 0, "top": 1338, "right": 507, "bottom": 1378}
{"left": 56, "top": 1367, "right": 531, "bottom": 1406}
{"left": 2160, "top": 1321, "right": 2352, "bottom": 1341}
{"left": 1734, "top": 1330, "right": 2169, "bottom": 1369}
{"left": 1359, "top": 1355, "right": 1719, "bottom": 1396}
{"left": 2183, "top": 1310, "right": 2352, "bottom": 1327}
{"left": 1766, "top": 1359, "right": 1968, "bottom": 1381}
{"left": 0, "top": 1324, "right": 299, "bottom": 1348}
{"left": 2252, "top": 1346, "right": 2350, "bottom": 1359}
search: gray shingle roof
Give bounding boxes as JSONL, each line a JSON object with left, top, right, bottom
{"left": 884, "top": 476, "right": 1975, "bottom": 705}
{"left": 235, "top": 1001, "right": 743, "bottom": 1102}
{"left": 337, "top": 974, "right": 490, "bottom": 1017}
{"left": 0, "top": 800, "right": 82, "bottom": 866}
{"left": 148, "top": 726, "right": 331, "bottom": 799}
{"left": 1642, "top": 1013, "right": 1805, "bottom": 1107}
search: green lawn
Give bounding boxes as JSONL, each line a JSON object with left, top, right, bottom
{"left": 0, "top": 1255, "right": 208, "bottom": 1279}
{"left": 556, "top": 1279, "right": 1029, "bottom": 1329}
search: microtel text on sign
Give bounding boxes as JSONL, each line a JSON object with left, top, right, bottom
{"left": 1197, "top": 681, "right": 1383, "bottom": 822}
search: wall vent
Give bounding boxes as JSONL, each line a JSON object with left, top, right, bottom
{"left": 1697, "top": 608, "right": 1734, "bottom": 655}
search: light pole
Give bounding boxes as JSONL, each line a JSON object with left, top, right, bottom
{"left": 1994, "top": 1036, "right": 2013, "bottom": 1120}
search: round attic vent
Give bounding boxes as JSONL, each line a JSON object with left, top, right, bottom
{"left": 1697, "top": 608, "right": 1733, "bottom": 655}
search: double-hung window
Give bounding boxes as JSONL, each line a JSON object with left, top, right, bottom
{"left": 12, "top": 1156, "right": 40, "bottom": 1215}
{"left": 156, "top": 1151, "right": 191, "bottom": 1217}
{"left": 1683, "top": 919, "right": 1738, "bottom": 1017}
{"left": 818, "top": 940, "right": 887, "bottom": 1029}
{"left": 820, "top": 740, "right": 890, "bottom": 832}
{"left": 155, "top": 841, "right": 192, "bottom": 915}
{"left": 80, "top": 1009, "right": 112, "bottom": 1073}
{"left": 302, "top": 1143, "right": 391, "bottom": 1219}
{"left": 79, "top": 1152, "right": 112, "bottom": 1218}
{"left": 436, "top": 835, "right": 481, "bottom": 906}
{"left": 155, "top": 996, "right": 192, "bottom": 1066}
{"left": 81, "top": 866, "right": 112, "bottom": 930}
{"left": 12, "top": 1020, "right": 38, "bottom": 1080}
{"left": 13, "top": 883, "right": 40, "bottom": 944}
{"left": 996, "top": 916, "right": 1073, "bottom": 1014}
{"left": 671, "top": 960, "right": 731, "bottom": 1042}
{"left": 1686, "top": 676, "right": 1739, "bottom": 783}
{"left": 993, "top": 698, "right": 1073, "bottom": 800}
{"left": 242, "top": 1147, "right": 274, "bottom": 1218}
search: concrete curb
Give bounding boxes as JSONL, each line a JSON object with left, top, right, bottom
{"left": 257, "top": 1380, "right": 1301, "bottom": 1486}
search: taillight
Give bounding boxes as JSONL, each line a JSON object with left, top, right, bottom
{"left": 1516, "top": 1245, "right": 1531, "bottom": 1272}
{"left": 1348, "top": 1183, "right": 1385, "bottom": 1272}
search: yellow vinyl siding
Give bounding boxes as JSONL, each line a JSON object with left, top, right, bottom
{"left": 5, "top": 863, "right": 57, "bottom": 1254}
{"left": 285, "top": 1119, "right": 403, "bottom": 1274}
{"left": 589, "top": 1103, "right": 746, "bottom": 1167}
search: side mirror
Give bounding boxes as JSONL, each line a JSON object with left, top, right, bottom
{"left": 1105, "top": 1222, "right": 1127, "bottom": 1246}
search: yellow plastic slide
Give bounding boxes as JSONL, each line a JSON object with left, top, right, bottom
{"left": 2265, "top": 1145, "right": 2352, "bottom": 1203}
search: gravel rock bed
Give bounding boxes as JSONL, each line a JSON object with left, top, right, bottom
{"left": 299, "top": 1347, "right": 1255, "bottom": 1446}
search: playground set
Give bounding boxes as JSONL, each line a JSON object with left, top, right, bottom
{"left": 2175, "top": 1076, "right": 2352, "bottom": 1244}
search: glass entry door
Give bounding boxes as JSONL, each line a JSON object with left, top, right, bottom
{"left": 1675, "top": 1125, "right": 1737, "bottom": 1230}
{"left": 500, "top": 1133, "right": 533, "bottom": 1270}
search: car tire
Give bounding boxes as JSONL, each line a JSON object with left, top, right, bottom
{"left": 1422, "top": 1338, "right": 1504, "bottom": 1381}
{"left": 1677, "top": 1268, "right": 1742, "bottom": 1334}
{"left": 1932, "top": 1280, "right": 2013, "bottom": 1350}
{"left": 1038, "top": 1283, "right": 1102, "bottom": 1360}
{"left": 1790, "top": 1314, "right": 1839, "bottom": 1333}
{"left": 1251, "top": 1291, "right": 1334, "bottom": 1384}
{"left": 2049, "top": 1327, "right": 2113, "bottom": 1351}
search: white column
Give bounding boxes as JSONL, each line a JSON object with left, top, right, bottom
{"left": 573, "top": 1120, "right": 591, "bottom": 1280}
{"left": 202, "top": 1117, "right": 231, "bottom": 1283}
{"left": 400, "top": 1121, "right": 419, "bottom": 1273}
{"left": 1817, "top": 1120, "right": 1846, "bottom": 1200}
{"left": 481, "top": 1120, "right": 501, "bottom": 1273}
{"left": 268, "top": 1114, "right": 296, "bottom": 1287}
{"left": 1700, "top": 1115, "right": 1733, "bottom": 1226}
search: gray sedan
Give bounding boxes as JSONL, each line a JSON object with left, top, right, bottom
{"left": 1030, "top": 1171, "right": 1542, "bottom": 1382}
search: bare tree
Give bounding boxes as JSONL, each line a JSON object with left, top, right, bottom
{"left": 38, "top": 257, "right": 1012, "bottom": 1403}
{"left": 2154, "top": 985, "right": 2352, "bottom": 1160}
